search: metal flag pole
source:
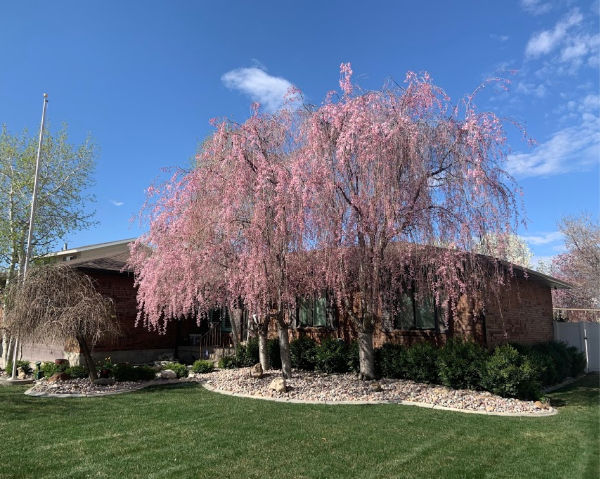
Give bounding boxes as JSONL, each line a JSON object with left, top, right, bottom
{"left": 10, "top": 93, "right": 48, "bottom": 380}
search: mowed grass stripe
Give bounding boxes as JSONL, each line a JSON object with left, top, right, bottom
{"left": 0, "top": 376, "right": 598, "bottom": 478}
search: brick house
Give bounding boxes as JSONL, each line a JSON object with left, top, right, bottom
{"left": 17, "top": 239, "right": 570, "bottom": 365}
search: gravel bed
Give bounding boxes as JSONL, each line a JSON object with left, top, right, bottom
{"left": 25, "top": 378, "right": 175, "bottom": 397}
{"left": 203, "top": 368, "right": 554, "bottom": 415}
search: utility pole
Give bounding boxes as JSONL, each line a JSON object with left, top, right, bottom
{"left": 10, "top": 93, "right": 48, "bottom": 380}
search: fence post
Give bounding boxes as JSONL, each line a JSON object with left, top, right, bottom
{"left": 581, "top": 322, "right": 590, "bottom": 374}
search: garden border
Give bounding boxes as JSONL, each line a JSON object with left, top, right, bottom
{"left": 23, "top": 378, "right": 181, "bottom": 398}
{"left": 201, "top": 381, "right": 557, "bottom": 417}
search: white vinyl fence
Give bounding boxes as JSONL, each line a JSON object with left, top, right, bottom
{"left": 554, "top": 321, "right": 599, "bottom": 372}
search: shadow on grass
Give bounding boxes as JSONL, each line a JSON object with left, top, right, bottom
{"left": 548, "top": 373, "right": 599, "bottom": 408}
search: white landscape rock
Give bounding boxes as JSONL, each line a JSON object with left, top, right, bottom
{"left": 159, "top": 369, "right": 178, "bottom": 380}
{"left": 202, "top": 368, "right": 554, "bottom": 415}
{"left": 269, "top": 377, "right": 287, "bottom": 393}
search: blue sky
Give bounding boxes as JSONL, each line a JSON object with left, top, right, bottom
{"left": 1, "top": 0, "right": 598, "bottom": 267}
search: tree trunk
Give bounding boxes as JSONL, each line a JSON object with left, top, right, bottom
{"left": 76, "top": 334, "right": 97, "bottom": 381}
{"left": 277, "top": 320, "right": 292, "bottom": 379}
{"left": 257, "top": 327, "right": 269, "bottom": 371}
{"left": 230, "top": 308, "right": 241, "bottom": 350}
{"left": 357, "top": 328, "right": 376, "bottom": 380}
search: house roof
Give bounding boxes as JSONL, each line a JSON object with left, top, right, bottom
{"left": 42, "top": 237, "right": 572, "bottom": 288}
{"left": 45, "top": 238, "right": 136, "bottom": 257}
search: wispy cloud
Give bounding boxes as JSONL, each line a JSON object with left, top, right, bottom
{"left": 521, "top": 231, "right": 563, "bottom": 245}
{"left": 110, "top": 200, "right": 124, "bottom": 207}
{"left": 490, "top": 33, "right": 510, "bottom": 42}
{"left": 520, "top": 0, "right": 552, "bottom": 16}
{"left": 221, "top": 66, "right": 296, "bottom": 112}
{"left": 506, "top": 101, "right": 600, "bottom": 178}
{"left": 525, "top": 9, "right": 583, "bottom": 58}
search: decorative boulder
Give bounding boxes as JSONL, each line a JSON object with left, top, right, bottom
{"left": 93, "top": 377, "right": 116, "bottom": 386}
{"left": 269, "top": 377, "right": 287, "bottom": 393}
{"left": 250, "top": 363, "right": 263, "bottom": 379}
{"left": 17, "top": 367, "right": 27, "bottom": 380}
{"left": 159, "top": 369, "right": 177, "bottom": 379}
{"left": 47, "top": 372, "right": 70, "bottom": 383}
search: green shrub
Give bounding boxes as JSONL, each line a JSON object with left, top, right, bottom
{"left": 437, "top": 339, "right": 488, "bottom": 390}
{"left": 375, "top": 343, "right": 408, "bottom": 379}
{"left": 290, "top": 337, "right": 318, "bottom": 370}
{"left": 113, "top": 363, "right": 138, "bottom": 382}
{"left": 218, "top": 356, "right": 238, "bottom": 369}
{"left": 346, "top": 341, "right": 360, "bottom": 373}
{"left": 531, "top": 341, "right": 572, "bottom": 382}
{"left": 162, "top": 362, "right": 188, "bottom": 378}
{"left": 481, "top": 345, "right": 541, "bottom": 400}
{"left": 315, "top": 338, "right": 350, "bottom": 373}
{"left": 134, "top": 365, "right": 157, "bottom": 381}
{"left": 244, "top": 338, "right": 260, "bottom": 366}
{"left": 234, "top": 338, "right": 259, "bottom": 367}
{"left": 41, "top": 362, "right": 59, "bottom": 378}
{"left": 404, "top": 342, "right": 439, "bottom": 383}
{"left": 64, "top": 365, "right": 88, "bottom": 379}
{"left": 267, "top": 338, "right": 281, "bottom": 370}
{"left": 567, "top": 345, "right": 586, "bottom": 377}
{"left": 5, "top": 360, "right": 32, "bottom": 376}
{"left": 112, "top": 363, "right": 157, "bottom": 382}
{"left": 192, "top": 360, "right": 215, "bottom": 374}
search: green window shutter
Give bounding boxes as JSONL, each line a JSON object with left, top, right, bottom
{"left": 314, "top": 296, "right": 327, "bottom": 327}
{"left": 299, "top": 297, "right": 313, "bottom": 326}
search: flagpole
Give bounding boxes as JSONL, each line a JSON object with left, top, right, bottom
{"left": 10, "top": 93, "right": 48, "bottom": 380}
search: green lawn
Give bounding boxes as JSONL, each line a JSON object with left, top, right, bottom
{"left": 0, "top": 375, "right": 598, "bottom": 479}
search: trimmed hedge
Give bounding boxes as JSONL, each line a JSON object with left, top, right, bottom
{"left": 315, "top": 338, "right": 352, "bottom": 374}
{"left": 113, "top": 363, "right": 156, "bottom": 382}
{"left": 404, "top": 342, "right": 439, "bottom": 384}
{"left": 481, "top": 345, "right": 541, "bottom": 400}
{"left": 437, "top": 339, "right": 488, "bottom": 390}
{"left": 372, "top": 339, "right": 584, "bottom": 400}
{"left": 290, "top": 337, "right": 318, "bottom": 370}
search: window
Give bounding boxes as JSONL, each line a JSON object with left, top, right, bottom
{"left": 208, "top": 308, "right": 232, "bottom": 332}
{"left": 393, "top": 291, "right": 438, "bottom": 330}
{"left": 298, "top": 295, "right": 327, "bottom": 327}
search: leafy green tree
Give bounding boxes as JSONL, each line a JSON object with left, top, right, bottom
{"left": 0, "top": 125, "right": 96, "bottom": 365}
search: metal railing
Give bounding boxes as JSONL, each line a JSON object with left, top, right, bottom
{"left": 198, "top": 322, "right": 234, "bottom": 359}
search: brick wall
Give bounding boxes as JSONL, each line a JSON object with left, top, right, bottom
{"left": 483, "top": 275, "right": 554, "bottom": 347}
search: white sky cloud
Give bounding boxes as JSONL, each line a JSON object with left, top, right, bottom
{"left": 221, "top": 67, "right": 295, "bottom": 112}
{"left": 520, "top": 0, "right": 552, "bottom": 16}
{"left": 520, "top": 231, "right": 563, "bottom": 245}
{"left": 525, "top": 9, "right": 583, "bottom": 58}
{"left": 110, "top": 200, "right": 124, "bottom": 207}
{"left": 490, "top": 33, "right": 509, "bottom": 42}
{"left": 506, "top": 103, "right": 600, "bottom": 178}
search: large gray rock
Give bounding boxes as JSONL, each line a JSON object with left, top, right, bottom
{"left": 269, "top": 377, "right": 287, "bottom": 393}
{"left": 159, "top": 369, "right": 177, "bottom": 379}
{"left": 250, "top": 363, "right": 263, "bottom": 379}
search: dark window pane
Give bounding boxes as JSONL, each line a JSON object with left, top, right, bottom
{"left": 416, "top": 297, "right": 436, "bottom": 329}
{"left": 394, "top": 293, "right": 415, "bottom": 330}
{"left": 314, "top": 296, "right": 327, "bottom": 327}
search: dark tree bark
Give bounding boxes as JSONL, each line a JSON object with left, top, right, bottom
{"left": 76, "top": 334, "right": 98, "bottom": 381}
